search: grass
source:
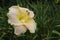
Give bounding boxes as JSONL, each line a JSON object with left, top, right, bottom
{"left": 0, "top": 0, "right": 60, "bottom": 40}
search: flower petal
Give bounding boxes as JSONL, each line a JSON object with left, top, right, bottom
{"left": 9, "top": 6, "right": 20, "bottom": 14}
{"left": 14, "top": 25, "right": 27, "bottom": 35}
{"left": 28, "top": 11, "right": 34, "bottom": 18}
{"left": 25, "top": 19, "right": 36, "bottom": 33}
{"left": 7, "top": 6, "right": 24, "bottom": 25}
{"left": 19, "top": 7, "right": 34, "bottom": 18}
{"left": 7, "top": 15, "right": 23, "bottom": 25}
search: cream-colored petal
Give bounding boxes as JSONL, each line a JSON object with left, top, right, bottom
{"left": 20, "top": 7, "right": 34, "bottom": 18}
{"left": 28, "top": 11, "right": 34, "bottom": 18}
{"left": 8, "top": 19, "right": 18, "bottom": 25}
{"left": 25, "top": 19, "right": 36, "bottom": 33}
{"left": 14, "top": 25, "right": 27, "bottom": 35}
{"left": 7, "top": 14, "right": 21, "bottom": 25}
{"left": 19, "top": 7, "right": 29, "bottom": 12}
{"left": 9, "top": 6, "right": 19, "bottom": 14}
{"left": 7, "top": 6, "right": 24, "bottom": 25}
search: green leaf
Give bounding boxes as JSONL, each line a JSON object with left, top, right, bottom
{"left": 52, "top": 30, "right": 60, "bottom": 36}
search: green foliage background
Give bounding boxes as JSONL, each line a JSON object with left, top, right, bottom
{"left": 0, "top": 0, "right": 60, "bottom": 40}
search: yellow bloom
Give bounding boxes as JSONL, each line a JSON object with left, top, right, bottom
{"left": 7, "top": 6, "right": 36, "bottom": 35}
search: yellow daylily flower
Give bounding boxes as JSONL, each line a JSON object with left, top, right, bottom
{"left": 7, "top": 6, "right": 37, "bottom": 35}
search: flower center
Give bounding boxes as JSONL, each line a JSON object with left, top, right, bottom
{"left": 17, "top": 11, "right": 31, "bottom": 23}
